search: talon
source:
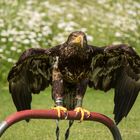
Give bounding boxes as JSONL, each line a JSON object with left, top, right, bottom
{"left": 74, "top": 107, "right": 90, "bottom": 121}
{"left": 52, "top": 106, "right": 67, "bottom": 118}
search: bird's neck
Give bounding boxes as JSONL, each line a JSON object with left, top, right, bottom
{"left": 62, "top": 44, "right": 86, "bottom": 58}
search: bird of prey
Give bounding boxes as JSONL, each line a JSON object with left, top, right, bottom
{"left": 8, "top": 31, "right": 140, "bottom": 128}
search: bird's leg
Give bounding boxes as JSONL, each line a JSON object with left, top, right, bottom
{"left": 74, "top": 80, "right": 90, "bottom": 121}
{"left": 52, "top": 77, "right": 67, "bottom": 118}
{"left": 51, "top": 57, "right": 68, "bottom": 140}
{"left": 74, "top": 96, "right": 90, "bottom": 121}
{"left": 52, "top": 56, "right": 67, "bottom": 118}
{"left": 64, "top": 80, "right": 90, "bottom": 139}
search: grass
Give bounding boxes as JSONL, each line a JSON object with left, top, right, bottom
{"left": 0, "top": 87, "right": 140, "bottom": 140}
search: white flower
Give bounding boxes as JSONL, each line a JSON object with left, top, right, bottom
{"left": 26, "top": 0, "right": 34, "bottom": 5}
{"left": 0, "top": 19, "right": 4, "bottom": 27}
{"left": 17, "top": 49, "right": 22, "bottom": 53}
{"left": 15, "top": 37, "right": 22, "bottom": 42}
{"left": 112, "top": 41, "right": 122, "bottom": 45}
{"left": 134, "top": 2, "right": 140, "bottom": 9}
{"left": 106, "top": 13, "right": 114, "bottom": 19}
{"left": 28, "top": 32, "right": 37, "bottom": 39}
{"left": 87, "top": 35, "right": 93, "bottom": 42}
{"left": 66, "top": 14, "right": 74, "bottom": 19}
{"left": 33, "top": 43, "right": 41, "bottom": 48}
{"left": 67, "top": 21, "right": 78, "bottom": 27}
{"left": 1, "top": 31, "right": 9, "bottom": 37}
{"left": 1, "top": 38, "right": 7, "bottom": 42}
{"left": 98, "top": 28, "right": 103, "bottom": 32}
{"left": 7, "top": 58, "right": 13, "bottom": 63}
{"left": 11, "top": 46, "right": 17, "bottom": 51}
{"left": 81, "top": 28, "right": 87, "bottom": 32}
{"left": 38, "top": 33, "right": 43, "bottom": 38}
{"left": 57, "top": 22, "right": 67, "bottom": 29}
{"left": 83, "top": 17, "right": 88, "bottom": 21}
{"left": 8, "top": 37, "right": 14, "bottom": 42}
{"left": 127, "top": 10, "right": 136, "bottom": 16}
{"left": 115, "top": 32, "right": 122, "bottom": 37}
{"left": 8, "top": 28, "right": 18, "bottom": 35}
{"left": 113, "top": 20, "right": 121, "bottom": 27}
{"left": 42, "top": 1, "right": 50, "bottom": 7}
{"left": 65, "top": 26, "right": 74, "bottom": 32}
{"left": 53, "top": 33, "right": 66, "bottom": 44}
{"left": 36, "top": 38, "right": 41, "bottom": 42}
{"left": 18, "top": 31, "right": 25, "bottom": 35}
{"left": 42, "top": 26, "right": 52, "bottom": 35}
{"left": 132, "top": 47, "right": 136, "bottom": 51}
{"left": 115, "top": 3, "right": 123, "bottom": 11}
{"left": 0, "top": 54, "right": 6, "bottom": 59}
{"left": 129, "top": 24, "right": 137, "bottom": 31}
{"left": 30, "top": 38, "right": 36, "bottom": 44}
{"left": 26, "top": 11, "right": 43, "bottom": 28}
{"left": 57, "top": 21, "right": 78, "bottom": 30}
{"left": 23, "top": 39, "right": 30, "bottom": 44}
{"left": 0, "top": 48, "right": 4, "bottom": 53}
{"left": 97, "top": 0, "right": 106, "bottom": 4}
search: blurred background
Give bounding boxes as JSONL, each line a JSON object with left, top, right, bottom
{"left": 0, "top": 0, "right": 140, "bottom": 140}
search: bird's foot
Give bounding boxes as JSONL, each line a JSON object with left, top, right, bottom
{"left": 52, "top": 106, "right": 67, "bottom": 118}
{"left": 74, "top": 107, "right": 90, "bottom": 121}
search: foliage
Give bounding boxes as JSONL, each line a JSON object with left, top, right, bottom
{"left": 0, "top": 0, "right": 140, "bottom": 85}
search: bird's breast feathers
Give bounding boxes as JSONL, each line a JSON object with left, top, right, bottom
{"left": 54, "top": 54, "right": 91, "bottom": 82}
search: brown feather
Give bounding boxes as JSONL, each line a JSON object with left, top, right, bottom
{"left": 7, "top": 32, "right": 140, "bottom": 125}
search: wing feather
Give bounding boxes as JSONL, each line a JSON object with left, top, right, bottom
{"left": 114, "top": 66, "right": 140, "bottom": 124}
{"left": 8, "top": 48, "right": 53, "bottom": 111}
{"left": 89, "top": 44, "right": 140, "bottom": 124}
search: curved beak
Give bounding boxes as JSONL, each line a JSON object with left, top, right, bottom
{"left": 72, "top": 35, "right": 84, "bottom": 47}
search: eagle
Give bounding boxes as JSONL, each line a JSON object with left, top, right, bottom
{"left": 8, "top": 31, "right": 140, "bottom": 132}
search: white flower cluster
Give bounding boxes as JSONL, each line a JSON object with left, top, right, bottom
{"left": 0, "top": 0, "right": 139, "bottom": 83}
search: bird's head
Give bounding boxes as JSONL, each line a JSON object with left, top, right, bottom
{"left": 66, "top": 31, "right": 87, "bottom": 48}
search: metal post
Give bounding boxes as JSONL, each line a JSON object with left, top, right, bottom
{"left": 0, "top": 110, "right": 122, "bottom": 140}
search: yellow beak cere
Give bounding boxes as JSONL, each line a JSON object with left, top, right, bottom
{"left": 73, "top": 35, "right": 83, "bottom": 47}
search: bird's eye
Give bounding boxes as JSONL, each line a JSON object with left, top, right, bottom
{"left": 73, "top": 34, "right": 77, "bottom": 38}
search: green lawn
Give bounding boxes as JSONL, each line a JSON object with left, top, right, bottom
{"left": 0, "top": 87, "right": 140, "bottom": 140}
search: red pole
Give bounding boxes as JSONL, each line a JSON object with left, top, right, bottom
{"left": 0, "top": 109, "right": 122, "bottom": 140}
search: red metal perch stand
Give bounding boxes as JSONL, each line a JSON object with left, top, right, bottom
{"left": 0, "top": 109, "right": 122, "bottom": 139}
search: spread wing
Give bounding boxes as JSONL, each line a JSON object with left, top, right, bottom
{"left": 7, "top": 48, "right": 54, "bottom": 111}
{"left": 89, "top": 44, "right": 140, "bottom": 124}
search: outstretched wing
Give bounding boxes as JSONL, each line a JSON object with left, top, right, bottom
{"left": 7, "top": 48, "right": 53, "bottom": 111}
{"left": 89, "top": 44, "right": 140, "bottom": 124}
